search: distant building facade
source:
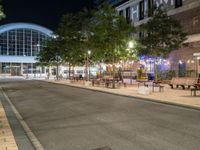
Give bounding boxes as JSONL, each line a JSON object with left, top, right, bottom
{"left": 116, "top": 0, "right": 200, "bottom": 77}
{"left": 93, "top": 0, "right": 129, "bottom": 6}
{"left": 0, "top": 23, "right": 53, "bottom": 76}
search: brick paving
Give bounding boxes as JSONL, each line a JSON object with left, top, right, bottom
{"left": 0, "top": 102, "right": 18, "bottom": 150}
{"left": 49, "top": 80, "right": 200, "bottom": 109}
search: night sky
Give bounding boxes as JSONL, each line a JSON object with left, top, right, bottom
{"left": 1, "top": 0, "right": 93, "bottom": 31}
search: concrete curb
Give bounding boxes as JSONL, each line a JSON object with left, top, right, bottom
{"left": 44, "top": 80, "right": 200, "bottom": 111}
{"left": 0, "top": 87, "right": 45, "bottom": 150}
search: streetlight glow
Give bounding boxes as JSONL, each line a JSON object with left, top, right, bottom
{"left": 128, "top": 41, "right": 134, "bottom": 49}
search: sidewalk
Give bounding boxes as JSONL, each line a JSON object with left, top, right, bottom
{"left": 47, "top": 80, "right": 200, "bottom": 109}
{"left": 0, "top": 102, "right": 18, "bottom": 150}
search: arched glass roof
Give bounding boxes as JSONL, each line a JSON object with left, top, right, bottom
{"left": 0, "top": 23, "right": 53, "bottom": 37}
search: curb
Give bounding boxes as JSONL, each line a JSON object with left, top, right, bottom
{"left": 44, "top": 80, "right": 200, "bottom": 111}
{"left": 0, "top": 87, "right": 45, "bottom": 150}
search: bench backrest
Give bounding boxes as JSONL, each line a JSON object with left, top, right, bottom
{"left": 171, "top": 77, "right": 198, "bottom": 85}
{"left": 185, "top": 78, "right": 198, "bottom": 85}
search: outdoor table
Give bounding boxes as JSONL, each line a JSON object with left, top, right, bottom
{"left": 103, "top": 78, "right": 120, "bottom": 88}
{"left": 104, "top": 78, "right": 115, "bottom": 88}
{"left": 137, "top": 80, "right": 148, "bottom": 88}
{"left": 143, "top": 81, "right": 164, "bottom": 92}
{"left": 191, "top": 83, "right": 200, "bottom": 96}
{"left": 194, "top": 83, "right": 200, "bottom": 88}
{"left": 152, "top": 81, "right": 162, "bottom": 92}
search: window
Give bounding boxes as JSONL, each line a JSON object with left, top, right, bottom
{"left": 139, "top": 32, "right": 144, "bottom": 38}
{"left": 0, "top": 32, "right": 8, "bottom": 55}
{"left": 0, "top": 28, "right": 49, "bottom": 56}
{"left": 139, "top": 0, "right": 144, "bottom": 20}
{"left": 126, "top": 7, "right": 131, "bottom": 22}
{"left": 148, "top": 0, "right": 154, "bottom": 17}
{"left": 16, "top": 29, "right": 24, "bottom": 56}
{"left": 119, "top": 10, "right": 123, "bottom": 16}
{"left": 175, "top": 0, "right": 182, "bottom": 8}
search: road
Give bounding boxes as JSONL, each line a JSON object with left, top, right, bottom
{"left": 1, "top": 80, "right": 200, "bottom": 150}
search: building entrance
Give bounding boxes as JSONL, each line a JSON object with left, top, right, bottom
{"left": 10, "top": 66, "right": 21, "bottom": 76}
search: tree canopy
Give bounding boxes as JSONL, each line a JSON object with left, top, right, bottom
{"left": 89, "top": 3, "right": 135, "bottom": 64}
{"left": 139, "top": 6, "right": 187, "bottom": 58}
{"left": 0, "top": 2, "right": 5, "bottom": 20}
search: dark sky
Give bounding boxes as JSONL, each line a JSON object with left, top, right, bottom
{"left": 1, "top": 0, "right": 93, "bottom": 31}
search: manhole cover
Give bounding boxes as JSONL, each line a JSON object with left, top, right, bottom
{"left": 92, "top": 146, "right": 112, "bottom": 150}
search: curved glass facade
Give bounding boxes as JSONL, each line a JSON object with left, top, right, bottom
{"left": 0, "top": 23, "right": 53, "bottom": 76}
{"left": 0, "top": 29, "right": 48, "bottom": 56}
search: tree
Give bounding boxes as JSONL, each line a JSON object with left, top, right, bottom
{"left": 139, "top": 6, "right": 187, "bottom": 81}
{"left": 0, "top": 2, "right": 5, "bottom": 20}
{"left": 37, "top": 38, "right": 63, "bottom": 80}
{"left": 89, "top": 3, "right": 134, "bottom": 87}
{"left": 56, "top": 10, "right": 94, "bottom": 79}
{"left": 56, "top": 14, "right": 83, "bottom": 78}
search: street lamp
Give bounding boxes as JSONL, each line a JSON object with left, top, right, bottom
{"left": 197, "top": 57, "right": 200, "bottom": 77}
{"left": 128, "top": 41, "right": 134, "bottom": 49}
{"left": 193, "top": 53, "right": 200, "bottom": 78}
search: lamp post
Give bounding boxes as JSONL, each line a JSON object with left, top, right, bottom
{"left": 127, "top": 41, "right": 136, "bottom": 83}
{"left": 128, "top": 41, "right": 134, "bottom": 49}
{"left": 197, "top": 57, "right": 200, "bottom": 78}
{"left": 193, "top": 53, "right": 200, "bottom": 78}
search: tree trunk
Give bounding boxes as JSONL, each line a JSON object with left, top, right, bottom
{"left": 72, "top": 66, "right": 75, "bottom": 79}
{"left": 154, "top": 58, "right": 158, "bottom": 81}
{"left": 112, "top": 64, "right": 116, "bottom": 88}
{"left": 68, "top": 63, "right": 71, "bottom": 80}
{"left": 56, "top": 63, "right": 59, "bottom": 80}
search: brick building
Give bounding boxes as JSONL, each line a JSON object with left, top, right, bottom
{"left": 115, "top": 0, "right": 200, "bottom": 77}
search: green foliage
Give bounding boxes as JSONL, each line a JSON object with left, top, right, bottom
{"left": 158, "top": 70, "right": 176, "bottom": 80}
{"left": 89, "top": 3, "right": 135, "bottom": 64}
{"left": 0, "top": 2, "right": 5, "bottom": 20}
{"left": 36, "top": 38, "right": 63, "bottom": 66}
{"left": 37, "top": 3, "right": 138, "bottom": 72}
{"left": 56, "top": 13, "right": 85, "bottom": 66}
{"left": 139, "top": 6, "right": 187, "bottom": 58}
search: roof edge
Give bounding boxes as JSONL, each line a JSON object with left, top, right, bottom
{"left": 0, "top": 22, "right": 53, "bottom": 37}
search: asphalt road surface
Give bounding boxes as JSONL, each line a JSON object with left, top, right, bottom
{"left": 1, "top": 80, "right": 200, "bottom": 150}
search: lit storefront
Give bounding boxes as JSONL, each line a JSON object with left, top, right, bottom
{"left": 0, "top": 23, "right": 53, "bottom": 76}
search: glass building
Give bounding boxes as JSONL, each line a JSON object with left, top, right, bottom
{"left": 0, "top": 23, "right": 53, "bottom": 76}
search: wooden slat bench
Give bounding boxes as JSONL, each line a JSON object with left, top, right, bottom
{"left": 169, "top": 77, "right": 198, "bottom": 90}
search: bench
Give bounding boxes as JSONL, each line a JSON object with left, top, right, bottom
{"left": 169, "top": 77, "right": 198, "bottom": 89}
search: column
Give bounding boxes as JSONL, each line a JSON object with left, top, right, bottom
{"left": 21, "top": 63, "right": 23, "bottom": 76}
{"left": 0, "top": 63, "right": 2, "bottom": 74}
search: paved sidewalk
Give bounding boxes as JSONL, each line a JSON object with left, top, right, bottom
{"left": 0, "top": 102, "right": 18, "bottom": 150}
{"left": 47, "top": 80, "right": 200, "bottom": 109}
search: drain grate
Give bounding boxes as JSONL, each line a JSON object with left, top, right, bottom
{"left": 92, "top": 146, "right": 112, "bottom": 150}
